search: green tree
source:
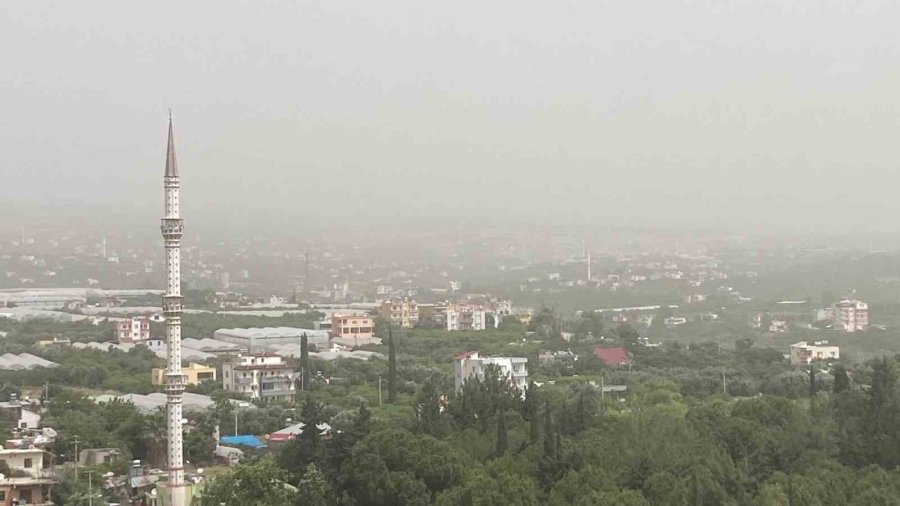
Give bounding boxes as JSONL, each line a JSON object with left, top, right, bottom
{"left": 278, "top": 395, "right": 325, "bottom": 476}
{"left": 388, "top": 325, "right": 398, "bottom": 403}
{"left": 295, "top": 463, "right": 330, "bottom": 506}
{"left": 833, "top": 364, "right": 850, "bottom": 393}
{"left": 495, "top": 404, "right": 508, "bottom": 457}
{"left": 414, "top": 373, "right": 446, "bottom": 436}
{"left": 201, "top": 457, "right": 300, "bottom": 505}
{"left": 300, "top": 332, "right": 310, "bottom": 391}
{"left": 437, "top": 471, "right": 540, "bottom": 506}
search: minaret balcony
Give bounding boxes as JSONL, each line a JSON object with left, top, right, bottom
{"left": 161, "top": 219, "right": 184, "bottom": 238}
{"left": 163, "top": 296, "right": 184, "bottom": 315}
{"left": 165, "top": 374, "right": 187, "bottom": 393}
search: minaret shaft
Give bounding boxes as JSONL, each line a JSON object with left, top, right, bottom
{"left": 161, "top": 118, "right": 188, "bottom": 505}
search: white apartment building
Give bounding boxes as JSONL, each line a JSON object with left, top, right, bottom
{"left": 454, "top": 351, "right": 528, "bottom": 393}
{"left": 222, "top": 353, "right": 296, "bottom": 401}
{"left": 833, "top": 299, "right": 868, "bottom": 332}
{"left": 115, "top": 316, "right": 151, "bottom": 344}
{"left": 446, "top": 306, "right": 486, "bottom": 331}
{"left": 790, "top": 341, "right": 840, "bottom": 366}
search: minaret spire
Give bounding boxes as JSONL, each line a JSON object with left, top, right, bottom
{"left": 160, "top": 116, "right": 189, "bottom": 505}
{"left": 165, "top": 113, "right": 178, "bottom": 177}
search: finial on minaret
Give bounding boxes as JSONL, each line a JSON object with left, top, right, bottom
{"left": 165, "top": 113, "right": 178, "bottom": 177}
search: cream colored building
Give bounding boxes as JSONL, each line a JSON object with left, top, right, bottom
{"left": 152, "top": 362, "right": 216, "bottom": 386}
{"left": 790, "top": 341, "right": 840, "bottom": 366}
{"left": 380, "top": 299, "right": 419, "bottom": 328}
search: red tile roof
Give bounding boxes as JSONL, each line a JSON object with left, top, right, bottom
{"left": 594, "top": 346, "right": 629, "bottom": 366}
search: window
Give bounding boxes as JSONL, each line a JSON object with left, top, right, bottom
{"left": 24, "top": 458, "right": 33, "bottom": 468}
{"left": 0, "top": 491, "right": 5, "bottom": 500}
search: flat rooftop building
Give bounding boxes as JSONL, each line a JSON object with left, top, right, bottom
{"left": 454, "top": 351, "right": 528, "bottom": 393}
{"left": 213, "top": 327, "right": 330, "bottom": 353}
{"left": 790, "top": 341, "right": 840, "bottom": 365}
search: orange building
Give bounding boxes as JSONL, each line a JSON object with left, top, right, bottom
{"left": 330, "top": 313, "right": 374, "bottom": 339}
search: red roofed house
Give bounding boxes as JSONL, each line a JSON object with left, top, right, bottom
{"left": 594, "top": 346, "right": 630, "bottom": 367}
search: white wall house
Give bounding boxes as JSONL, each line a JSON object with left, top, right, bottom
{"left": 454, "top": 351, "right": 528, "bottom": 393}
{"left": 222, "top": 353, "right": 296, "bottom": 401}
{"left": 790, "top": 341, "right": 840, "bottom": 365}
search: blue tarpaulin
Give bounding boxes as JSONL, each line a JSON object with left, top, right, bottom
{"left": 219, "top": 435, "right": 265, "bottom": 448}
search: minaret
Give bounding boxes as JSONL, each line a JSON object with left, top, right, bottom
{"left": 160, "top": 115, "right": 189, "bottom": 506}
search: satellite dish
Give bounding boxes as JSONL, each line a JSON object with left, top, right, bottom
{"left": 104, "top": 471, "right": 114, "bottom": 478}
{"left": 197, "top": 468, "right": 204, "bottom": 474}
{"left": 150, "top": 489, "right": 157, "bottom": 497}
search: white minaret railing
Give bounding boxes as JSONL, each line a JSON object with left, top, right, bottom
{"left": 161, "top": 116, "right": 189, "bottom": 506}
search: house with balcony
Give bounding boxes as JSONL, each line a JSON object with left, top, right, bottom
{"left": 222, "top": 354, "right": 296, "bottom": 402}
{"left": 0, "top": 448, "right": 55, "bottom": 505}
{"left": 454, "top": 351, "right": 528, "bottom": 393}
{"left": 115, "top": 316, "right": 151, "bottom": 344}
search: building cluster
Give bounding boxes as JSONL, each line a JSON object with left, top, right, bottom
{"left": 379, "top": 298, "right": 520, "bottom": 331}
{"left": 814, "top": 299, "right": 869, "bottom": 332}
{"left": 0, "top": 396, "right": 57, "bottom": 505}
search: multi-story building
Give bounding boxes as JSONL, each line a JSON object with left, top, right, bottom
{"left": 454, "top": 351, "right": 528, "bottom": 393}
{"left": 380, "top": 299, "right": 419, "bottom": 328}
{"left": 0, "top": 448, "right": 54, "bottom": 505}
{"left": 790, "top": 341, "right": 840, "bottom": 365}
{"left": 330, "top": 313, "right": 374, "bottom": 340}
{"left": 445, "top": 305, "right": 486, "bottom": 331}
{"left": 152, "top": 362, "right": 217, "bottom": 387}
{"left": 222, "top": 353, "right": 296, "bottom": 401}
{"left": 833, "top": 299, "right": 868, "bottom": 332}
{"left": 115, "top": 316, "right": 151, "bottom": 344}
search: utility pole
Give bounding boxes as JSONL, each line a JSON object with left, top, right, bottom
{"left": 234, "top": 409, "right": 238, "bottom": 436}
{"left": 378, "top": 376, "right": 382, "bottom": 405}
{"left": 72, "top": 436, "right": 81, "bottom": 482}
{"left": 722, "top": 367, "right": 727, "bottom": 395}
{"left": 88, "top": 470, "right": 94, "bottom": 506}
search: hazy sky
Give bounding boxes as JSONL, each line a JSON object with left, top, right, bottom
{"left": 3, "top": 1, "right": 900, "bottom": 232}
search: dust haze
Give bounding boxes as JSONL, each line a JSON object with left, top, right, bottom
{"left": 3, "top": 1, "right": 900, "bottom": 233}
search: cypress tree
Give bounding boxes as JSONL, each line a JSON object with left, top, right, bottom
{"left": 809, "top": 364, "right": 817, "bottom": 398}
{"left": 524, "top": 382, "right": 540, "bottom": 443}
{"left": 387, "top": 325, "right": 397, "bottom": 403}
{"left": 495, "top": 404, "right": 508, "bottom": 457}
{"left": 833, "top": 364, "right": 850, "bottom": 393}
{"left": 543, "top": 399, "right": 555, "bottom": 459}
{"left": 300, "top": 332, "right": 310, "bottom": 391}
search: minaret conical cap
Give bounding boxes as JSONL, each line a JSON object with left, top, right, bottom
{"left": 165, "top": 115, "right": 178, "bottom": 177}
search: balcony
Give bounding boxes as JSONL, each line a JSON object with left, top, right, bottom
{"left": 260, "top": 376, "right": 294, "bottom": 386}
{"left": 160, "top": 219, "right": 184, "bottom": 238}
{"left": 260, "top": 388, "right": 295, "bottom": 397}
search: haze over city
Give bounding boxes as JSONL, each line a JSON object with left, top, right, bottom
{"left": 5, "top": 1, "right": 900, "bottom": 233}
{"left": 5, "top": 2, "right": 900, "bottom": 505}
